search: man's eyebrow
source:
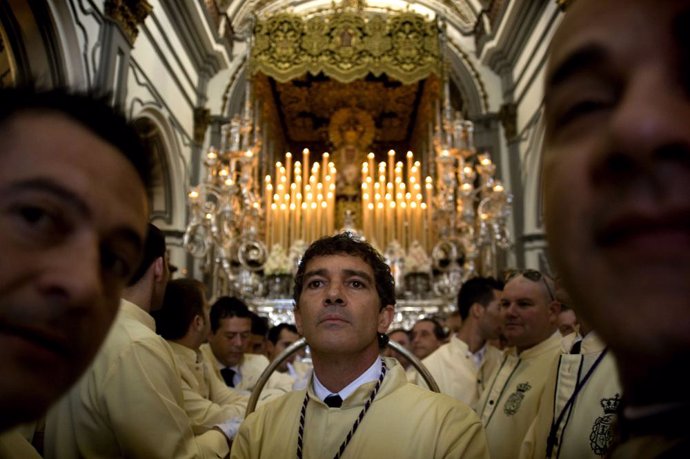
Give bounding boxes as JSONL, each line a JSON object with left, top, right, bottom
{"left": 303, "top": 268, "right": 328, "bottom": 280}
{"left": 7, "top": 178, "right": 144, "bottom": 252}
{"left": 302, "top": 268, "right": 374, "bottom": 284}
{"left": 342, "top": 269, "right": 374, "bottom": 284}
{"left": 6, "top": 178, "right": 90, "bottom": 216}
{"left": 546, "top": 44, "right": 608, "bottom": 92}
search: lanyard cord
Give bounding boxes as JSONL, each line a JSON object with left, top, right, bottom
{"left": 546, "top": 348, "right": 608, "bottom": 457}
{"left": 297, "top": 362, "right": 388, "bottom": 459}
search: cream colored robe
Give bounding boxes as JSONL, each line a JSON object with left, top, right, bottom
{"left": 230, "top": 358, "right": 489, "bottom": 459}
{"left": 168, "top": 341, "right": 249, "bottom": 431}
{"left": 44, "top": 300, "right": 229, "bottom": 459}
{"left": 476, "top": 332, "right": 562, "bottom": 459}
{"left": 413, "top": 335, "right": 502, "bottom": 409}
{"left": 519, "top": 332, "right": 621, "bottom": 459}
{"left": 0, "top": 429, "right": 40, "bottom": 459}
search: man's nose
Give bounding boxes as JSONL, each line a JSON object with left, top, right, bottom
{"left": 37, "top": 233, "right": 103, "bottom": 312}
{"left": 324, "top": 283, "right": 345, "bottom": 305}
{"left": 601, "top": 67, "right": 690, "bottom": 184}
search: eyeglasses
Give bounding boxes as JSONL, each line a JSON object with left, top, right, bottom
{"left": 504, "top": 269, "right": 555, "bottom": 302}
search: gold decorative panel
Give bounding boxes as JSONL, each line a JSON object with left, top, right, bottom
{"left": 251, "top": 11, "right": 441, "bottom": 85}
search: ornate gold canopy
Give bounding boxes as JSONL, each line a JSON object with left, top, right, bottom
{"left": 251, "top": 10, "right": 441, "bottom": 85}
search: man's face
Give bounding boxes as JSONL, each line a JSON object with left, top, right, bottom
{"left": 294, "top": 254, "right": 393, "bottom": 361}
{"left": 382, "top": 330, "right": 411, "bottom": 364}
{"left": 478, "top": 289, "right": 503, "bottom": 341}
{"left": 267, "top": 328, "right": 300, "bottom": 372}
{"left": 208, "top": 316, "right": 252, "bottom": 367}
{"left": 500, "top": 277, "right": 557, "bottom": 353}
{"left": 247, "top": 334, "right": 267, "bottom": 355}
{"left": 388, "top": 330, "right": 410, "bottom": 350}
{"left": 411, "top": 321, "right": 442, "bottom": 360}
{"left": 0, "top": 112, "right": 148, "bottom": 430}
{"left": 543, "top": 0, "right": 690, "bottom": 358}
{"left": 557, "top": 310, "right": 578, "bottom": 336}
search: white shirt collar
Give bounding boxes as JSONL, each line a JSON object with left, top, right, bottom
{"left": 469, "top": 343, "right": 488, "bottom": 367}
{"left": 312, "top": 357, "right": 382, "bottom": 402}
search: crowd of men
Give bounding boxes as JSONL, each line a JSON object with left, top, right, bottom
{"left": 1, "top": 0, "right": 689, "bottom": 457}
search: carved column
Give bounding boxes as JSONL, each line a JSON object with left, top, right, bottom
{"left": 96, "top": 0, "right": 152, "bottom": 106}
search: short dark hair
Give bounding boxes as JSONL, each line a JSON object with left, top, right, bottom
{"left": 209, "top": 296, "right": 253, "bottom": 334}
{"left": 387, "top": 328, "right": 410, "bottom": 338}
{"left": 457, "top": 276, "right": 504, "bottom": 320}
{"left": 293, "top": 232, "right": 395, "bottom": 309}
{"left": 154, "top": 278, "right": 206, "bottom": 340}
{"left": 267, "top": 323, "right": 299, "bottom": 345}
{"left": 414, "top": 318, "right": 447, "bottom": 341}
{"left": 250, "top": 312, "right": 269, "bottom": 337}
{"left": 127, "top": 223, "right": 166, "bottom": 286}
{"left": 0, "top": 86, "right": 152, "bottom": 188}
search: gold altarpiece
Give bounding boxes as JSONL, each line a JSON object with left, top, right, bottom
{"left": 186, "top": 8, "right": 512, "bottom": 329}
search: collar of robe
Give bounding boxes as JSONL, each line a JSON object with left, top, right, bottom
{"left": 296, "top": 361, "right": 388, "bottom": 459}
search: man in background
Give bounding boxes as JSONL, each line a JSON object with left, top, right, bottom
{"left": 476, "top": 270, "right": 561, "bottom": 459}
{"left": 410, "top": 317, "right": 446, "bottom": 360}
{"left": 154, "top": 278, "right": 248, "bottom": 432}
{"left": 415, "top": 276, "right": 504, "bottom": 409}
{"left": 248, "top": 312, "right": 269, "bottom": 355}
{"left": 202, "top": 297, "right": 292, "bottom": 394}
{"left": 382, "top": 328, "right": 412, "bottom": 370}
{"left": 265, "top": 323, "right": 311, "bottom": 390}
{"left": 0, "top": 87, "right": 151, "bottom": 456}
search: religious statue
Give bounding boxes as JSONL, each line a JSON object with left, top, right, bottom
{"left": 328, "top": 107, "right": 375, "bottom": 229}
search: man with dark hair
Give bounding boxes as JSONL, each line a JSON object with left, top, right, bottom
{"left": 410, "top": 317, "right": 446, "bottom": 360}
{"left": 202, "top": 297, "right": 285, "bottom": 392}
{"left": 248, "top": 311, "right": 269, "bottom": 355}
{"left": 542, "top": 0, "right": 690, "bottom": 455}
{"left": 154, "top": 278, "right": 247, "bottom": 434}
{"left": 265, "top": 323, "right": 312, "bottom": 390}
{"left": 0, "top": 87, "right": 150, "bottom": 455}
{"left": 413, "top": 277, "right": 504, "bottom": 408}
{"left": 266, "top": 323, "right": 301, "bottom": 373}
{"left": 231, "top": 233, "right": 489, "bottom": 458}
{"left": 45, "top": 224, "right": 233, "bottom": 458}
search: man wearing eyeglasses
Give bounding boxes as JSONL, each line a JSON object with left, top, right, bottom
{"left": 475, "top": 270, "right": 562, "bottom": 459}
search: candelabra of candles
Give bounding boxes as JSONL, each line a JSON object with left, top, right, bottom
{"left": 183, "top": 112, "right": 268, "bottom": 299}
{"left": 429, "top": 109, "right": 513, "bottom": 300}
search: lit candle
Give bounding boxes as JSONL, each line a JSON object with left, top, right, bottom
{"left": 387, "top": 150, "right": 395, "bottom": 184}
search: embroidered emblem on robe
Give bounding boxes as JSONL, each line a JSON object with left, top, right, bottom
{"left": 589, "top": 393, "right": 620, "bottom": 455}
{"left": 504, "top": 382, "right": 531, "bottom": 416}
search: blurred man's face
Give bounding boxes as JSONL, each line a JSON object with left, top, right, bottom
{"left": 543, "top": 0, "right": 690, "bottom": 359}
{"left": 557, "top": 310, "right": 578, "bottom": 336}
{"left": 0, "top": 112, "right": 148, "bottom": 430}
